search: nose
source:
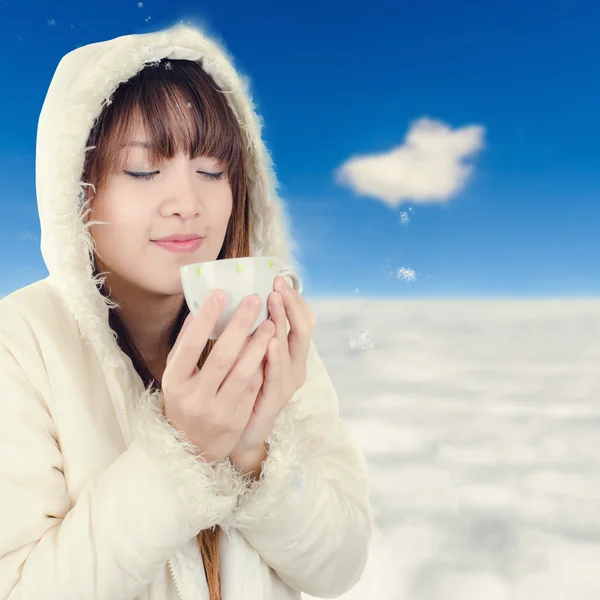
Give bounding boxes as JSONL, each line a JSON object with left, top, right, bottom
{"left": 163, "top": 171, "right": 204, "bottom": 219}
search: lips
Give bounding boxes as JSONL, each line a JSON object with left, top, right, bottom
{"left": 152, "top": 237, "right": 204, "bottom": 254}
{"left": 153, "top": 234, "right": 203, "bottom": 242}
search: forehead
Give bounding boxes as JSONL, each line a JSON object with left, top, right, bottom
{"left": 121, "top": 117, "right": 150, "bottom": 145}
{"left": 109, "top": 101, "right": 230, "bottom": 167}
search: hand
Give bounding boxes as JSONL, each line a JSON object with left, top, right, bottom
{"left": 229, "top": 276, "right": 317, "bottom": 467}
{"left": 161, "top": 290, "right": 276, "bottom": 464}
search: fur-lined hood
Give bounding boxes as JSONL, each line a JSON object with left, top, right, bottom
{"left": 36, "top": 22, "right": 301, "bottom": 368}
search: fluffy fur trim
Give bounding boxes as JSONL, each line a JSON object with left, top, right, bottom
{"left": 223, "top": 388, "right": 324, "bottom": 531}
{"left": 129, "top": 383, "right": 248, "bottom": 534}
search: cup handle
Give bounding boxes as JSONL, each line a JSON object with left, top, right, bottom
{"left": 278, "top": 268, "right": 303, "bottom": 294}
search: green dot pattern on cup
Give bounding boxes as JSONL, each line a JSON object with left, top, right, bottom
{"left": 269, "top": 259, "right": 274, "bottom": 269}
{"left": 196, "top": 267, "right": 202, "bottom": 277}
{"left": 236, "top": 263, "right": 244, "bottom": 274}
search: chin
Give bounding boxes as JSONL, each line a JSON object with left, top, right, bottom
{"left": 143, "top": 273, "right": 185, "bottom": 298}
{"left": 165, "top": 276, "right": 185, "bottom": 296}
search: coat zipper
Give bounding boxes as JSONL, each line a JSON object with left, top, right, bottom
{"left": 113, "top": 364, "right": 185, "bottom": 600}
{"left": 168, "top": 558, "right": 185, "bottom": 600}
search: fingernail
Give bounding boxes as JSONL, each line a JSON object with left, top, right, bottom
{"left": 245, "top": 294, "right": 259, "bottom": 308}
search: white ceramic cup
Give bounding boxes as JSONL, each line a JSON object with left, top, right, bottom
{"left": 180, "top": 255, "right": 303, "bottom": 340}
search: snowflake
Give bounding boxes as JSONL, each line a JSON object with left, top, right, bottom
{"left": 47, "top": 19, "right": 56, "bottom": 26}
{"left": 164, "top": 61, "right": 172, "bottom": 70}
{"left": 399, "top": 210, "right": 410, "bottom": 225}
{"left": 137, "top": 1, "right": 143, "bottom": 6}
{"left": 145, "top": 15, "right": 151, "bottom": 22}
{"left": 348, "top": 330, "right": 375, "bottom": 353}
{"left": 396, "top": 267, "right": 416, "bottom": 283}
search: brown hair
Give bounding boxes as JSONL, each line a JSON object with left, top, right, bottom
{"left": 82, "top": 57, "right": 251, "bottom": 600}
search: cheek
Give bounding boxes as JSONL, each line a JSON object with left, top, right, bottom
{"left": 89, "top": 195, "right": 146, "bottom": 263}
{"left": 207, "top": 188, "right": 234, "bottom": 234}
{"left": 218, "top": 201, "right": 233, "bottom": 227}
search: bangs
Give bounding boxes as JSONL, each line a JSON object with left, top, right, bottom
{"left": 86, "top": 59, "right": 244, "bottom": 190}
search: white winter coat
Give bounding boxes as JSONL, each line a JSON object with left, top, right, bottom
{"left": 0, "top": 23, "right": 373, "bottom": 600}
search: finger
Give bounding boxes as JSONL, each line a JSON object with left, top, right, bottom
{"left": 268, "top": 290, "right": 289, "bottom": 356}
{"left": 276, "top": 276, "right": 315, "bottom": 328}
{"left": 164, "top": 290, "right": 227, "bottom": 384}
{"left": 295, "top": 290, "right": 317, "bottom": 329}
{"left": 259, "top": 336, "right": 283, "bottom": 412}
{"left": 222, "top": 323, "right": 261, "bottom": 380}
{"left": 217, "top": 319, "right": 275, "bottom": 407}
{"left": 277, "top": 278, "right": 312, "bottom": 364}
{"left": 222, "top": 334, "right": 253, "bottom": 378}
{"left": 195, "top": 294, "right": 263, "bottom": 396}
{"left": 283, "top": 277, "right": 316, "bottom": 330}
{"left": 232, "top": 366, "right": 264, "bottom": 423}
{"left": 285, "top": 279, "right": 316, "bottom": 333}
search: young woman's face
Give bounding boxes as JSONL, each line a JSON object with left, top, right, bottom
{"left": 88, "top": 126, "right": 233, "bottom": 299}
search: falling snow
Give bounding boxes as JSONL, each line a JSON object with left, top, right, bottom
{"left": 47, "top": 19, "right": 56, "bottom": 26}
{"left": 137, "top": 1, "right": 143, "bottom": 7}
{"left": 396, "top": 267, "right": 417, "bottom": 282}
{"left": 348, "top": 329, "right": 376, "bottom": 353}
{"left": 398, "top": 206, "right": 414, "bottom": 225}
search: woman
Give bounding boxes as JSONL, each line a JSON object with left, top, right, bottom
{"left": 0, "top": 23, "right": 372, "bottom": 600}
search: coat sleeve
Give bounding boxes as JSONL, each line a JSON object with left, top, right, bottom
{"left": 0, "top": 325, "right": 246, "bottom": 600}
{"left": 223, "top": 339, "right": 374, "bottom": 599}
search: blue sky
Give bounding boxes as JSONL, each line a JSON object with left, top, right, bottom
{"left": 0, "top": 0, "right": 598, "bottom": 298}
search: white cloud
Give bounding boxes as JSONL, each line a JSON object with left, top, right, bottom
{"left": 335, "top": 117, "right": 485, "bottom": 208}
{"left": 301, "top": 298, "right": 600, "bottom": 600}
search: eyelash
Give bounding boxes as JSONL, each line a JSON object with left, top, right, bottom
{"left": 124, "top": 171, "right": 224, "bottom": 182}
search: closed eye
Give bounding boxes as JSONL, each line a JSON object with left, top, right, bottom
{"left": 124, "top": 171, "right": 225, "bottom": 181}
